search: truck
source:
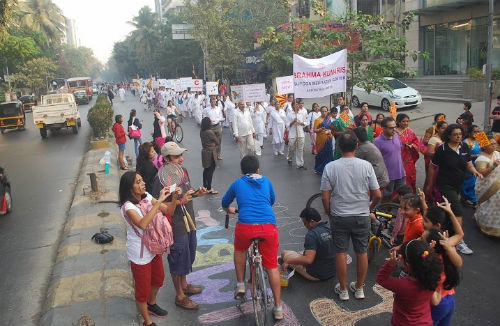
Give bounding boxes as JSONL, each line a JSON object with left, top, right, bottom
{"left": 33, "top": 93, "right": 82, "bottom": 138}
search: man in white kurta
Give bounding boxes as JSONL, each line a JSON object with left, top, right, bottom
{"left": 233, "top": 101, "right": 256, "bottom": 158}
{"left": 118, "top": 87, "right": 125, "bottom": 102}
{"left": 286, "top": 99, "right": 308, "bottom": 169}
{"left": 252, "top": 102, "right": 267, "bottom": 156}
{"left": 224, "top": 95, "right": 235, "bottom": 129}
{"left": 269, "top": 99, "right": 286, "bottom": 155}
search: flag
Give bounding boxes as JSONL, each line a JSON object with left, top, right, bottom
{"left": 275, "top": 94, "right": 287, "bottom": 108}
{"left": 136, "top": 74, "right": 140, "bottom": 80}
{"left": 389, "top": 102, "right": 397, "bottom": 119}
{"left": 192, "top": 65, "right": 198, "bottom": 79}
{"left": 147, "top": 76, "right": 152, "bottom": 88}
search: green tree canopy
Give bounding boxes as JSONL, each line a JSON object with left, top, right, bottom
{"left": 19, "top": 0, "right": 65, "bottom": 46}
{"left": 13, "top": 56, "right": 56, "bottom": 95}
{"left": 0, "top": 33, "right": 41, "bottom": 68}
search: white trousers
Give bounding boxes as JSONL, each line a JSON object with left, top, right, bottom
{"left": 287, "top": 137, "right": 305, "bottom": 167}
{"left": 254, "top": 134, "right": 264, "bottom": 155}
{"left": 237, "top": 134, "right": 255, "bottom": 158}
{"left": 273, "top": 142, "right": 285, "bottom": 154}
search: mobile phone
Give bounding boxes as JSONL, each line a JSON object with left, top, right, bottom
{"left": 169, "top": 183, "right": 177, "bottom": 193}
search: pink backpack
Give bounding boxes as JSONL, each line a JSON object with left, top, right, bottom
{"left": 122, "top": 198, "right": 173, "bottom": 258}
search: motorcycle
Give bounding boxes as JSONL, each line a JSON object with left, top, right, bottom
{"left": 0, "top": 166, "right": 12, "bottom": 215}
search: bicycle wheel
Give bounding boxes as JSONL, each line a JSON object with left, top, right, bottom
{"left": 174, "top": 125, "right": 183, "bottom": 143}
{"left": 367, "top": 236, "right": 381, "bottom": 263}
{"left": 252, "top": 261, "right": 268, "bottom": 326}
{"left": 375, "top": 202, "right": 400, "bottom": 218}
{"left": 306, "top": 193, "right": 328, "bottom": 221}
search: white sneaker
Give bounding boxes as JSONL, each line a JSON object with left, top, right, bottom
{"left": 349, "top": 282, "right": 365, "bottom": 299}
{"left": 334, "top": 283, "right": 349, "bottom": 301}
{"left": 272, "top": 306, "right": 284, "bottom": 320}
{"left": 457, "top": 241, "right": 473, "bottom": 255}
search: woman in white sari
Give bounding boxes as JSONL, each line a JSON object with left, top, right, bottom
{"left": 269, "top": 99, "right": 286, "bottom": 156}
{"left": 474, "top": 139, "right": 500, "bottom": 237}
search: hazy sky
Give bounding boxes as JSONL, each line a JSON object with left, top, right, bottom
{"left": 52, "top": 0, "right": 155, "bottom": 63}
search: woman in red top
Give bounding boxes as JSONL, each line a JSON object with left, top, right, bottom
{"left": 377, "top": 239, "right": 443, "bottom": 326}
{"left": 396, "top": 114, "right": 420, "bottom": 191}
{"left": 112, "top": 114, "right": 129, "bottom": 170}
{"left": 372, "top": 113, "right": 384, "bottom": 138}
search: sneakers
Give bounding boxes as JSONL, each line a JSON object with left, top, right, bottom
{"left": 234, "top": 282, "right": 246, "bottom": 299}
{"left": 273, "top": 306, "right": 284, "bottom": 320}
{"left": 147, "top": 303, "right": 168, "bottom": 318}
{"left": 334, "top": 283, "right": 349, "bottom": 301}
{"left": 349, "top": 282, "right": 365, "bottom": 299}
{"left": 457, "top": 241, "right": 473, "bottom": 255}
{"left": 143, "top": 322, "right": 157, "bottom": 326}
{"left": 287, "top": 160, "right": 292, "bottom": 166}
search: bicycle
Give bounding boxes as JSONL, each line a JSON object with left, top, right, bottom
{"left": 225, "top": 211, "right": 269, "bottom": 326}
{"left": 305, "top": 193, "right": 400, "bottom": 263}
{"left": 167, "top": 116, "right": 184, "bottom": 143}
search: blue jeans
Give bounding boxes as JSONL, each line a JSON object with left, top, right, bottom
{"left": 133, "top": 137, "right": 143, "bottom": 157}
{"left": 432, "top": 294, "right": 455, "bottom": 326}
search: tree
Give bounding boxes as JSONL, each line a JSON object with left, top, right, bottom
{"left": 0, "top": 33, "right": 40, "bottom": 68}
{"left": 0, "top": 0, "right": 17, "bottom": 41}
{"left": 13, "top": 56, "right": 56, "bottom": 95}
{"left": 19, "top": 0, "right": 65, "bottom": 46}
{"left": 56, "top": 45, "right": 102, "bottom": 79}
{"left": 111, "top": 40, "right": 138, "bottom": 79}
{"left": 127, "top": 6, "right": 159, "bottom": 76}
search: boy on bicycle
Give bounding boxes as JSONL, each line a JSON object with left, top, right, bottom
{"left": 221, "top": 155, "right": 283, "bottom": 320}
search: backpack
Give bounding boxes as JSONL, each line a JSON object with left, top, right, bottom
{"left": 122, "top": 199, "right": 173, "bottom": 258}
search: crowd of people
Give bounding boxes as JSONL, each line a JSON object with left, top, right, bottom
{"left": 114, "top": 82, "right": 500, "bottom": 326}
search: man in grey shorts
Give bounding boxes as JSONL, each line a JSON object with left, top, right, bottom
{"left": 320, "top": 131, "right": 381, "bottom": 301}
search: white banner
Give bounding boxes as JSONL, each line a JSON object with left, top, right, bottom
{"left": 173, "top": 79, "right": 183, "bottom": 92}
{"left": 152, "top": 80, "right": 159, "bottom": 88}
{"left": 206, "top": 81, "right": 218, "bottom": 95}
{"left": 293, "top": 49, "right": 347, "bottom": 98}
{"left": 243, "top": 83, "right": 266, "bottom": 102}
{"left": 276, "top": 75, "right": 294, "bottom": 94}
{"left": 191, "top": 79, "right": 203, "bottom": 92}
{"left": 230, "top": 85, "right": 245, "bottom": 102}
{"left": 180, "top": 77, "right": 193, "bottom": 90}
{"left": 165, "top": 79, "right": 174, "bottom": 88}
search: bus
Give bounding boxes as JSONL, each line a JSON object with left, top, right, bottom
{"left": 66, "top": 77, "right": 93, "bottom": 99}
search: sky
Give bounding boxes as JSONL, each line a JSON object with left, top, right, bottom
{"left": 52, "top": 0, "right": 156, "bottom": 64}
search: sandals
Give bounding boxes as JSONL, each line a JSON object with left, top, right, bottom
{"left": 183, "top": 284, "right": 203, "bottom": 295}
{"left": 208, "top": 189, "right": 219, "bottom": 195}
{"left": 175, "top": 296, "right": 199, "bottom": 310}
{"left": 120, "top": 166, "right": 129, "bottom": 170}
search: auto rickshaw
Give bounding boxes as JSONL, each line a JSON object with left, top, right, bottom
{"left": 19, "top": 95, "right": 37, "bottom": 112}
{"left": 0, "top": 101, "right": 26, "bottom": 134}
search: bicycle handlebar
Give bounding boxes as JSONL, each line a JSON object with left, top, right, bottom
{"left": 225, "top": 209, "right": 238, "bottom": 229}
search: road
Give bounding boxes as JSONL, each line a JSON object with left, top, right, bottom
{"left": 0, "top": 99, "right": 92, "bottom": 325}
{"left": 113, "top": 93, "right": 499, "bottom": 326}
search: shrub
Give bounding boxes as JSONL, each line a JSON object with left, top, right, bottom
{"left": 493, "top": 68, "right": 500, "bottom": 80}
{"left": 87, "top": 96, "right": 113, "bottom": 138}
{"left": 467, "top": 67, "right": 484, "bottom": 81}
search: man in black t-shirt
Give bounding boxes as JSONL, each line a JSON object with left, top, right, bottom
{"left": 281, "top": 208, "right": 336, "bottom": 281}
{"left": 490, "top": 95, "right": 500, "bottom": 135}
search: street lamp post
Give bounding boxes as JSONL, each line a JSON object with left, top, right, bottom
{"left": 484, "top": 0, "right": 494, "bottom": 131}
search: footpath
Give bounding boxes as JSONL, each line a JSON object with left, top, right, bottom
{"left": 38, "top": 140, "right": 137, "bottom": 326}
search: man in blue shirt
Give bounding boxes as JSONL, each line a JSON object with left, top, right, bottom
{"left": 222, "top": 155, "right": 283, "bottom": 320}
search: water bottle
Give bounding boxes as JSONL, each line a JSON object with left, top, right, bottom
{"left": 104, "top": 151, "right": 111, "bottom": 174}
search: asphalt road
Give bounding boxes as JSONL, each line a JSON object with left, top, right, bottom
{"left": 114, "top": 93, "right": 499, "bottom": 326}
{"left": 0, "top": 99, "right": 93, "bottom": 325}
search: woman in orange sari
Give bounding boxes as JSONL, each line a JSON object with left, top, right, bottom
{"left": 396, "top": 114, "right": 420, "bottom": 191}
{"left": 313, "top": 106, "right": 334, "bottom": 174}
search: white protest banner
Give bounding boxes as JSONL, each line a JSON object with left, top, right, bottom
{"left": 165, "top": 79, "right": 174, "bottom": 88}
{"left": 191, "top": 79, "right": 203, "bottom": 92}
{"left": 180, "top": 77, "right": 193, "bottom": 90}
{"left": 230, "top": 85, "right": 245, "bottom": 102}
{"left": 206, "top": 81, "right": 218, "bottom": 95}
{"left": 293, "top": 49, "right": 347, "bottom": 98}
{"left": 152, "top": 80, "right": 159, "bottom": 88}
{"left": 173, "top": 79, "right": 183, "bottom": 92}
{"left": 276, "top": 75, "right": 294, "bottom": 94}
{"left": 158, "top": 79, "right": 167, "bottom": 87}
{"left": 243, "top": 83, "right": 266, "bottom": 102}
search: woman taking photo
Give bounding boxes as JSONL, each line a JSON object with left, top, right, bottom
{"left": 461, "top": 125, "right": 481, "bottom": 207}
{"left": 119, "top": 171, "right": 179, "bottom": 326}
{"left": 200, "top": 117, "right": 219, "bottom": 194}
{"left": 396, "top": 113, "right": 419, "bottom": 191}
{"left": 313, "top": 106, "right": 334, "bottom": 173}
{"left": 474, "top": 138, "right": 500, "bottom": 237}
{"left": 128, "top": 109, "right": 143, "bottom": 158}
{"left": 425, "top": 124, "right": 483, "bottom": 255}
{"left": 136, "top": 142, "right": 159, "bottom": 194}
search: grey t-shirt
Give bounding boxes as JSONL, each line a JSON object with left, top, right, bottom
{"left": 304, "top": 222, "right": 336, "bottom": 280}
{"left": 355, "top": 142, "right": 390, "bottom": 188}
{"left": 320, "top": 157, "right": 379, "bottom": 217}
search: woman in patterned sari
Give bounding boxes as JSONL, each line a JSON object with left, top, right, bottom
{"left": 461, "top": 125, "right": 481, "bottom": 207}
{"left": 474, "top": 139, "right": 500, "bottom": 238}
{"left": 396, "top": 114, "right": 420, "bottom": 191}
{"left": 313, "top": 106, "right": 334, "bottom": 174}
{"left": 332, "top": 105, "right": 355, "bottom": 160}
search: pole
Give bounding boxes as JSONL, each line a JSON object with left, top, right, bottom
{"left": 484, "top": 0, "right": 494, "bottom": 132}
{"left": 6, "top": 66, "right": 11, "bottom": 90}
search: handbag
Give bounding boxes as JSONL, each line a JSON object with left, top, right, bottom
{"left": 303, "top": 125, "right": 310, "bottom": 133}
{"left": 91, "top": 231, "right": 114, "bottom": 244}
{"left": 128, "top": 118, "right": 142, "bottom": 139}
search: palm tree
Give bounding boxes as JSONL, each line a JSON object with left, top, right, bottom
{"left": 19, "top": 0, "right": 65, "bottom": 46}
{"left": 127, "top": 6, "right": 159, "bottom": 75}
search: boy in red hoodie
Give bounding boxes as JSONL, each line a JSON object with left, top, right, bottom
{"left": 112, "top": 114, "right": 128, "bottom": 170}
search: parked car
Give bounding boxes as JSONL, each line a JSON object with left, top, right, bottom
{"left": 352, "top": 77, "right": 422, "bottom": 111}
{"left": 74, "top": 90, "right": 90, "bottom": 105}
{"left": 92, "top": 86, "right": 98, "bottom": 95}
{"left": 0, "top": 166, "right": 12, "bottom": 215}
{"left": 19, "top": 95, "right": 37, "bottom": 112}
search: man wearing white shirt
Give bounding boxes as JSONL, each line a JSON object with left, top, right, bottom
{"left": 203, "top": 97, "right": 224, "bottom": 159}
{"left": 233, "top": 101, "right": 256, "bottom": 158}
{"left": 224, "top": 95, "right": 236, "bottom": 129}
{"left": 286, "top": 99, "right": 308, "bottom": 169}
{"left": 283, "top": 94, "right": 294, "bottom": 114}
{"left": 334, "top": 96, "right": 354, "bottom": 119}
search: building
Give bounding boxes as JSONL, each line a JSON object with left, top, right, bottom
{"left": 64, "top": 17, "right": 78, "bottom": 47}
{"left": 155, "top": 0, "right": 186, "bottom": 21}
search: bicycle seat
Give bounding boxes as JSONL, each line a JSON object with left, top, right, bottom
{"left": 251, "top": 237, "right": 265, "bottom": 243}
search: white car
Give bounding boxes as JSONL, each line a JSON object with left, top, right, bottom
{"left": 352, "top": 77, "right": 422, "bottom": 111}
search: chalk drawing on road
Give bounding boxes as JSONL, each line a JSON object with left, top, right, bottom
{"left": 309, "top": 283, "right": 393, "bottom": 326}
{"left": 196, "top": 210, "right": 219, "bottom": 227}
{"left": 197, "top": 225, "right": 230, "bottom": 246}
{"left": 198, "top": 300, "right": 300, "bottom": 326}
{"left": 192, "top": 243, "right": 234, "bottom": 268}
{"left": 288, "top": 227, "right": 307, "bottom": 238}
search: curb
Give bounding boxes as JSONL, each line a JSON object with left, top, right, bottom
{"left": 39, "top": 139, "right": 138, "bottom": 326}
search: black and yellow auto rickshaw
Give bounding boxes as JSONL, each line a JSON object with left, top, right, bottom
{"left": 0, "top": 101, "right": 26, "bottom": 134}
{"left": 19, "top": 95, "right": 37, "bottom": 112}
